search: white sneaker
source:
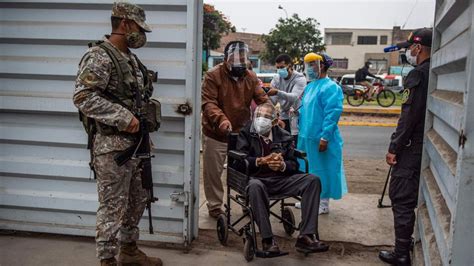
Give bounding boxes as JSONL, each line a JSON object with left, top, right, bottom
{"left": 318, "top": 206, "right": 329, "bottom": 215}
{"left": 223, "top": 163, "right": 227, "bottom": 169}
{"left": 319, "top": 198, "right": 330, "bottom": 215}
{"left": 294, "top": 202, "right": 301, "bottom": 209}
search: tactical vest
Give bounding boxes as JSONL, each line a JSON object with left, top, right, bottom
{"left": 78, "top": 40, "right": 154, "bottom": 136}
{"left": 77, "top": 41, "right": 161, "bottom": 179}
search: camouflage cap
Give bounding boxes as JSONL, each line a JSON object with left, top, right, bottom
{"left": 112, "top": 1, "right": 152, "bottom": 32}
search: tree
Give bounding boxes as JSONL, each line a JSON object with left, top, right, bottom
{"left": 203, "top": 4, "right": 236, "bottom": 61}
{"left": 261, "top": 14, "right": 325, "bottom": 69}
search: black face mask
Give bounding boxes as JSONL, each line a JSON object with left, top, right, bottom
{"left": 230, "top": 66, "right": 247, "bottom": 78}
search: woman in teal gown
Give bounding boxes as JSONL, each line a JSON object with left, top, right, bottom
{"left": 297, "top": 53, "right": 347, "bottom": 214}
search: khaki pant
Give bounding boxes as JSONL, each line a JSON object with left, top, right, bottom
{"left": 202, "top": 135, "right": 228, "bottom": 211}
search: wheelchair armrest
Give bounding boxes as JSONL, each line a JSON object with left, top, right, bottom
{"left": 228, "top": 150, "right": 247, "bottom": 160}
{"left": 294, "top": 149, "right": 307, "bottom": 159}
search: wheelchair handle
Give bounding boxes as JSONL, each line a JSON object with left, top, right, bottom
{"left": 228, "top": 150, "right": 247, "bottom": 160}
{"left": 294, "top": 149, "right": 307, "bottom": 158}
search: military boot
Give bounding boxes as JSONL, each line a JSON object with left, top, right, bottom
{"left": 100, "top": 257, "right": 117, "bottom": 266}
{"left": 379, "top": 238, "right": 412, "bottom": 265}
{"left": 118, "top": 242, "right": 162, "bottom": 266}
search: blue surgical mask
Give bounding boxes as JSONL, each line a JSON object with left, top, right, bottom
{"left": 307, "top": 67, "right": 319, "bottom": 81}
{"left": 277, "top": 68, "right": 289, "bottom": 79}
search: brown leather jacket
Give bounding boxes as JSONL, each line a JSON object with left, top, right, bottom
{"left": 202, "top": 63, "right": 269, "bottom": 143}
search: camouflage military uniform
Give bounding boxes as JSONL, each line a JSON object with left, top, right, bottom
{"left": 73, "top": 2, "right": 152, "bottom": 260}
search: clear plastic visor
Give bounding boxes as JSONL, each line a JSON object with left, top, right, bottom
{"left": 226, "top": 43, "right": 249, "bottom": 67}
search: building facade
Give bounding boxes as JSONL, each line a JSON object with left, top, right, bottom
{"left": 325, "top": 28, "right": 393, "bottom": 78}
{"left": 324, "top": 27, "right": 417, "bottom": 78}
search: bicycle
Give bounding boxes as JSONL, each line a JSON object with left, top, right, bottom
{"left": 346, "top": 80, "right": 396, "bottom": 107}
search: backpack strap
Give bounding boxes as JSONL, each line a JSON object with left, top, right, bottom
{"left": 132, "top": 53, "right": 154, "bottom": 101}
{"left": 98, "top": 42, "right": 126, "bottom": 87}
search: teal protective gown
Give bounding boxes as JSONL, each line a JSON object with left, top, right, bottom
{"left": 297, "top": 77, "right": 347, "bottom": 199}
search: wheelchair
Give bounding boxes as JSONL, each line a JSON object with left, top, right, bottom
{"left": 215, "top": 133, "right": 312, "bottom": 261}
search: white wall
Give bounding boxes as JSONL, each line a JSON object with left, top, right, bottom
{"left": 325, "top": 28, "right": 392, "bottom": 71}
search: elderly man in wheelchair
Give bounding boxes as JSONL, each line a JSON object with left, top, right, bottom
{"left": 228, "top": 102, "right": 329, "bottom": 257}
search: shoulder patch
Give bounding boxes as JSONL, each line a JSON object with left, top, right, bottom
{"left": 79, "top": 68, "right": 101, "bottom": 86}
{"left": 401, "top": 88, "right": 411, "bottom": 104}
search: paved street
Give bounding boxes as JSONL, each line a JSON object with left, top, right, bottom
{"left": 340, "top": 125, "right": 395, "bottom": 159}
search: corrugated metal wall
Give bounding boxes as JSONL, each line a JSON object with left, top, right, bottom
{"left": 415, "top": 0, "right": 474, "bottom": 264}
{"left": 0, "top": 0, "right": 203, "bottom": 246}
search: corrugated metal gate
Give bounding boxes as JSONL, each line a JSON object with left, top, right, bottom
{"left": 0, "top": 0, "right": 203, "bottom": 246}
{"left": 415, "top": 0, "right": 474, "bottom": 264}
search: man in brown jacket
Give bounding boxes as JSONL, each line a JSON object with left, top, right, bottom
{"left": 202, "top": 41, "right": 269, "bottom": 217}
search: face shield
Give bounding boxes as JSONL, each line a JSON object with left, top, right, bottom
{"left": 304, "top": 60, "right": 321, "bottom": 82}
{"left": 303, "top": 53, "right": 322, "bottom": 82}
{"left": 225, "top": 42, "right": 249, "bottom": 77}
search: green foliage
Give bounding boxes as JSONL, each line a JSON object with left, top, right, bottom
{"left": 202, "top": 62, "right": 208, "bottom": 76}
{"left": 261, "top": 14, "right": 325, "bottom": 68}
{"left": 203, "top": 4, "right": 235, "bottom": 56}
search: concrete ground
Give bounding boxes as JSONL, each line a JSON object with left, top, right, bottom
{"left": 199, "top": 193, "right": 394, "bottom": 247}
{"left": 1, "top": 172, "right": 394, "bottom": 266}
{"left": 1, "top": 191, "right": 393, "bottom": 266}
{"left": 1, "top": 125, "right": 396, "bottom": 265}
{"left": 0, "top": 232, "right": 386, "bottom": 266}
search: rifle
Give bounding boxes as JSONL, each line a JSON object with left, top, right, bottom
{"left": 114, "top": 85, "right": 158, "bottom": 234}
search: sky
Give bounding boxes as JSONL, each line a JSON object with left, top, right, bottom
{"left": 205, "top": 0, "right": 436, "bottom": 35}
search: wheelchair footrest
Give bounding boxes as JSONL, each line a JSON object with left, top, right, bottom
{"left": 255, "top": 250, "right": 289, "bottom": 258}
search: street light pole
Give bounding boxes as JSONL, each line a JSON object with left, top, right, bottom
{"left": 278, "top": 5, "right": 288, "bottom": 19}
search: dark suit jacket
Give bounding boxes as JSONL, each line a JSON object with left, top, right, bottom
{"left": 234, "top": 122, "right": 299, "bottom": 177}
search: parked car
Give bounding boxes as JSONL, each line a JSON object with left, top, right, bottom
{"left": 256, "top": 73, "right": 278, "bottom": 90}
{"left": 383, "top": 74, "right": 403, "bottom": 92}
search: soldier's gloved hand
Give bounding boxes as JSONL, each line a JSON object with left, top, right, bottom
{"left": 124, "top": 116, "right": 140, "bottom": 133}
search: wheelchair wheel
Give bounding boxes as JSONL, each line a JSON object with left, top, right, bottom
{"left": 216, "top": 214, "right": 228, "bottom": 246}
{"left": 346, "top": 89, "right": 365, "bottom": 106}
{"left": 243, "top": 234, "right": 255, "bottom": 262}
{"left": 282, "top": 207, "right": 296, "bottom": 236}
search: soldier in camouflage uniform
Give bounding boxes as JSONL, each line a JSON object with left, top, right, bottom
{"left": 73, "top": 2, "right": 161, "bottom": 266}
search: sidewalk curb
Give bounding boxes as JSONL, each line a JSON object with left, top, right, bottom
{"left": 343, "top": 106, "right": 401, "bottom": 115}
{"left": 339, "top": 121, "right": 397, "bottom": 127}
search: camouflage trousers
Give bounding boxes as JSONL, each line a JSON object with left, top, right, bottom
{"left": 94, "top": 151, "right": 148, "bottom": 259}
